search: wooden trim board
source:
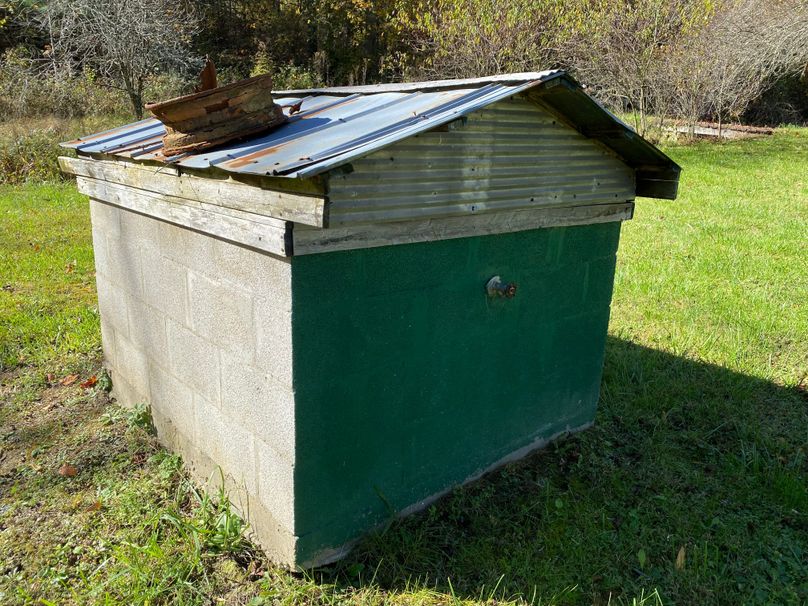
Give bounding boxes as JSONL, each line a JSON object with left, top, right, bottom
{"left": 77, "top": 176, "right": 291, "bottom": 256}
{"left": 63, "top": 155, "right": 633, "bottom": 257}
{"left": 59, "top": 155, "right": 327, "bottom": 227}
{"left": 293, "top": 201, "right": 634, "bottom": 255}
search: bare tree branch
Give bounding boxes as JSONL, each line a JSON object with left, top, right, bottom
{"left": 43, "top": 0, "right": 199, "bottom": 118}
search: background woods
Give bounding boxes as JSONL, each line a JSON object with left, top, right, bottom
{"left": 0, "top": 0, "right": 806, "bottom": 185}
{"left": 1, "top": 1, "right": 807, "bottom": 604}
{"left": 1, "top": 0, "right": 807, "bottom": 127}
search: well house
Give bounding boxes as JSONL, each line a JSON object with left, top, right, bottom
{"left": 59, "top": 71, "right": 680, "bottom": 568}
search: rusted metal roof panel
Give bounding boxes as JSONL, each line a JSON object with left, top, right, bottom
{"left": 60, "top": 70, "right": 680, "bottom": 198}
{"left": 61, "top": 72, "right": 560, "bottom": 178}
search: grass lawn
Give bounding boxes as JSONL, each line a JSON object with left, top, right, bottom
{"left": 0, "top": 129, "right": 806, "bottom": 605}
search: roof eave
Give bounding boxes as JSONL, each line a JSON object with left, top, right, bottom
{"left": 528, "top": 75, "right": 681, "bottom": 200}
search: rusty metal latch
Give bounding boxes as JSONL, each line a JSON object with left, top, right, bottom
{"left": 485, "top": 276, "right": 517, "bottom": 298}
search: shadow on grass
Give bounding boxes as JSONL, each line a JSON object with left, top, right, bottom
{"left": 316, "top": 337, "right": 807, "bottom": 605}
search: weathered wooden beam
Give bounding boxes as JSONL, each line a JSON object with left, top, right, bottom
{"left": 636, "top": 166, "right": 681, "bottom": 199}
{"left": 635, "top": 178, "right": 679, "bottom": 200}
{"left": 293, "top": 201, "right": 634, "bottom": 255}
{"left": 76, "top": 175, "right": 291, "bottom": 256}
{"left": 59, "top": 155, "right": 327, "bottom": 227}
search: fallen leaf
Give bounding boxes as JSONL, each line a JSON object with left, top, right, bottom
{"left": 675, "top": 545, "right": 686, "bottom": 570}
{"left": 58, "top": 463, "right": 78, "bottom": 477}
{"left": 60, "top": 374, "right": 79, "bottom": 386}
{"left": 87, "top": 500, "right": 102, "bottom": 512}
{"left": 65, "top": 260, "right": 77, "bottom": 274}
{"left": 80, "top": 375, "right": 97, "bottom": 389}
{"left": 32, "top": 243, "right": 41, "bottom": 252}
{"left": 46, "top": 373, "right": 55, "bottom": 383}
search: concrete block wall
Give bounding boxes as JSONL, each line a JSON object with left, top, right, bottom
{"left": 89, "top": 198, "right": 298, "bottom": 563}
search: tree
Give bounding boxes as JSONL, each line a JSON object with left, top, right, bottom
{"left": 398, "top": 0, "right": 570, "bottom": 80}
{"left": 663, "top": 0, "right": 808, "bottom": 132}
{"left": 43, "top": 0, "right": 199, "bottom": 118}
{"left": 704, "top": 0, "right": 808, "bottom": 128}
{"left": 563, "top": 0, "right": 714, "bottom": 136}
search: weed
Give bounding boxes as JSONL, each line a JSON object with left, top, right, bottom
{"left": 125, "top": 403, "right": 154, "bottom": 433}
{"left": 0, "top": 116, "right": 126, "bottom": 185}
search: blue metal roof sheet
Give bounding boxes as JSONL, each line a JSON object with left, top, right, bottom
{"left": 60, "top": 70, "right": 680, "bottom": 198}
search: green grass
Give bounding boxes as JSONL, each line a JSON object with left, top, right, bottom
{"left": 0, "top": 130, "right": 806, "bottom": 605}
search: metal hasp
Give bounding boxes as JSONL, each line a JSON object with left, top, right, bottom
{"left": 485, "top": 275, "right": 517, "bottom": 298}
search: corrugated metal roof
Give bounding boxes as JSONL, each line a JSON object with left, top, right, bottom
{"left": 60, "top": 70, "right": 679, "bottom": 196}
{"left": 62, "top": 72, "right": 560, "bottom": 178}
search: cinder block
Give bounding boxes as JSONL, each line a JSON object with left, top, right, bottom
{"left": 141, "top": 247, "right": 189, "bottom": 325}
{"left": 104, "top": 233, "right": 144, "bottom": 298}
{"left": 188, "top": 271, "right": 254, "bottom": 361}
{"left": 115, "top": 332, "right": 150, "bottom": 398}
{"left": 157, "top": 219, "right": 215, "bottom": 277}
{"left": 95, "top": 275, "right": 129, "bottom": 339}
{"left": 242, "top": 492, "right": 297, "bottom": 566}
{"left": 254, "top": 303, "right": 293, "bottom": 386}
{"left": 194, "top": 394, "right": 257, "bottom": 495}
{"left": 89, "top": 199, "right": 121, "bottom": 238}
{"left": 256, "top": 437, "right": 295, "bottom": 532}
{"left": 558, "top": 221, "right": 621, "bottom": 263}
{"left": 220, "top": 354, "right": 295, "bottom": 461}
{"left": 584, "top": 256, "right": 618, "bottom": 306}
{"left": 99, "top": 316, "right": 117, "bottom": 370}
{"left": 149, "top": 402, "right": 180, "bottom": 450}
{"left": 109, "top": 372, "right": 147, "bottom": 410}
{"left": 149, "top": 364, "right": 195, "bottom": 442}
{"left": 212, "top": 238, "right": 292, "bottom": 293}
{"left": 91, "top": 227, "right": 111, "bottom": 281}
{"left": 523, "top": 263, "right": 587, "bottom": 317}
{"left": 127, "top": 299, "right": 168, "bottom": 365}
{"left": 166, "top": 319, "right": 220, "bottom": 404}
{"left": 119, "top": 207, "right": 158, "bottom": 252}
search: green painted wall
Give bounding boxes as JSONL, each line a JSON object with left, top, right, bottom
{"left": 290, "top": 222, "right": 622, "bottom": 562}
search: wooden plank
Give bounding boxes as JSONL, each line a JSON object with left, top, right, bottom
{"left": 636, "top": 178, "right": 678, "bottom": 199}
{"left": 76, "top": 176, "right": 290, "bottom": 256}
{"left": 293, "top": 201, "right": 634, "bottom": 255}
{"left": 59, "top": 155, "right": 327, "bottom": 227}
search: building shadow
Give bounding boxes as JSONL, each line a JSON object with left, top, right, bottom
{"left": 311, "top": 336, "right": 807, "bottom": 604}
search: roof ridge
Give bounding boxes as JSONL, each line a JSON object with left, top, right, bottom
{"left": 274, "top": 70, "right": 564, "bottom": 96}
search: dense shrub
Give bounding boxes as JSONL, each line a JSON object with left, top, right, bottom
{"left": 0, "top": 128, "right": 64, "bottom": 185}
{"left": 744, "top": 73, "right": 808, "bottom": 126}
{"left": 0, "top": 47, "right": 126, "bottom": 120}
{"left": 0, "top": 116, "right": 125, "bottom": 185}
{"left": 0, "top": 46, "right": 193, "bottom": 122}
{"left": 250, "top": 45, "right": 323, "bottom": 90}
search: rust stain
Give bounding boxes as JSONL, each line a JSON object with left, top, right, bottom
{"left": 224, "top": 96, "right": 365, "bottom": 169}
{"left": 224, "top": 142, "right": 287, "bottom": 169}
